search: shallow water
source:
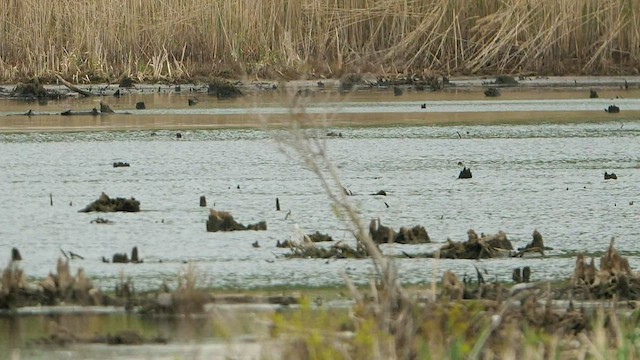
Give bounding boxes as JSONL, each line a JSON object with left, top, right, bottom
{"left": 0, "top": 307, "right": 273, "bottom": 357}
{"left": 1, "top": 91, "right": 640, "bottom": 292}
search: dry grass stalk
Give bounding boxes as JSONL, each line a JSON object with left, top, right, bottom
{"left": 0, "top": 0, "right": 638, "bottom": 82}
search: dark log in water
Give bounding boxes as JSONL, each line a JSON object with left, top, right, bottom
{"left": 55, "top": 74, "right": 96, "bottom": 97}
{"left": 61, "top": 108, "right": 100, "bottom": 116}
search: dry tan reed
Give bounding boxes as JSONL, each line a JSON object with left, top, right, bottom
{"left": 0, "top": 0, "right": 638, "bottom": 82}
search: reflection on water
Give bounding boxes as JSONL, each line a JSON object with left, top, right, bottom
{"left": 0, "top": 92, "right": 640, "bottom": 293}
{"left": 1, "top": 89, "right": 640, "bottom": 131}
{"left": 0, "top": 309, "right": 268, "bottom": 356}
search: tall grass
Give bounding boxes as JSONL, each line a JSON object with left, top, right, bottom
{"left": 0, "top": 0, "right": 638, "bottom": 82}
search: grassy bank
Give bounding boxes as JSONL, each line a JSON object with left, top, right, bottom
{"left": 0, "top": 0, "right": 639, "bottom": 83}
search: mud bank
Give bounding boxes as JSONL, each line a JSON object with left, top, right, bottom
{"left": 1, "top": 75, "right": 639, "bottom": 98}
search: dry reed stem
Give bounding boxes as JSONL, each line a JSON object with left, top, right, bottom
{"left": 1, "top": 0, "right": 639, "bottom": 81}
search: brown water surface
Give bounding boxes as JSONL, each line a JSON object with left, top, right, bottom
{"left": 1, "top": 89, "right": 638, "bottom": 132}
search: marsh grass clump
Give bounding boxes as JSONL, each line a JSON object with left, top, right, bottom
{"left": 1, "top": 254, "right": 108, "bottom": 309}
{"left": 141, "top": 264, "right": 211, "bottom": 314}
{"left": 0, "top": 0, "right": 639, "bottom": 81}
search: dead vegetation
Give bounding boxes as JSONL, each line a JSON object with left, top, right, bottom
{"left": 0, "top": 256, "right": 106, "bottom": 309}
{"left": 569, "top": 238, "right": 640, "bottom": 300}
{"left": 1, "top": 0, "right": 639, "bottom": 81}
{"left": 428, "top": 229, "right": 513, "bottom": 259}
{"left": 278, "top": 240, "right": 640, "bottom": 359}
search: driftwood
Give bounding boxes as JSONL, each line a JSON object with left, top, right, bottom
{"left": 61, "top": 108, "right": 99, "bottom": 116}
{"left": 430, "top": 230, "right": 513, "bottom": 259}
{"left": 55, "top": 74, "right": 95, "bottom": 97}
{"left": 205, "top": 210, "right": 266, "bottom": 232}
{"left": 513, "top": 230, "right": 551, "bottom": 257}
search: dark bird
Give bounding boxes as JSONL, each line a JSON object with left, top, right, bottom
{"left": 11, "top": 247, "right": 22, "bottom": 262}
{"left": 384, "top": 202, "right": 389, "bottom": 208}
{"left": 605, "top": 105, "right": 620, "bottom": 113}
{"left": 457, "top": 161, "right": 472, "bottom": 179}
{"left": 252, "top": 241, "right": 260, "bottom": 248}
{"left": 176, "top": 132, "right": 182, "bottom": 139}
{"left": 420, "top": 103, "right": 426, "bottom": 109}
{"left": 100, "top": 102, "right": 114, "bottom": 113}
{"left": 188, "top": 98, "right": 198, "bottom": 106}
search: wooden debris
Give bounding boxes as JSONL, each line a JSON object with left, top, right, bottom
{"left": 513, "top": 230, "right": 550, "bottom": 257}
{"left": 432, "top": 230, "right": 513, "bottom": 259}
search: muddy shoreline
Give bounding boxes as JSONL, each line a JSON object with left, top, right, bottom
{"left": 0, "top": 75, "right": 638, "bottom": 133}
{"left": 2, "top": 75, "right": 639, "bottom": 97}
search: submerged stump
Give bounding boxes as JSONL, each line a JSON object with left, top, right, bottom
{"left": 206, "top": 210, "right": 266, "bottom": 232}
{"left": 79, "top": 192, "right": 140, "bottom": 212}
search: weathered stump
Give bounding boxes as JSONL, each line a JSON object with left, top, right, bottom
{"left": 205, "top": 210, "right": 266, "bottom": 232}
{"left": 79, "top": 193, "right": 140, "bottom": 212}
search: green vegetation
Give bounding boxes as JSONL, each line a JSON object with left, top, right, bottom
{"left": 0, "top": 0, "right": 638, "bottom": 83}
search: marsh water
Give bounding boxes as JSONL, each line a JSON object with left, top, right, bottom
{"left": 2, "top": 87, "right": 640, "bottom": 356}
{"left": 1, "top": 88, "right": 640, "bottom": 293}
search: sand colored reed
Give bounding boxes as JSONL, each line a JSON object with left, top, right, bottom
{"left": 0, "top": 0, "right": 638, "bottom": 82}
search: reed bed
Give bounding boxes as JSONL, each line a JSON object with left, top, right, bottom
{"left": 0, "top": 0, "right": 638, "bottom": 82}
